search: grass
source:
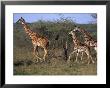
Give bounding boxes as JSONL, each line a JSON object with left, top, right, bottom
{"left": 14, "top": 19, "right": 97, "bottom": 75}
{"left": 14, "top": 47, "right": 97, "bottom": 75}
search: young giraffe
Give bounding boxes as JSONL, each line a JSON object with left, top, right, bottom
{"left": 73, "top": 26, "right": 97, "bottom": 52}
{"left": 16, "top": 17, "right": 49, "bottom": 62}
{"left": 68, "top": 30, "right": 94, "bottom": 64}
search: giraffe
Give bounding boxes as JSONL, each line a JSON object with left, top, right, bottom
{"left": 68, "top": 30, "right": 94, "bottom": 64}
{"left": 73, "top": 26, "right": 97, "bottom": 52}
{"left": 16, "top": 17, "right": 49, "bottom": 62}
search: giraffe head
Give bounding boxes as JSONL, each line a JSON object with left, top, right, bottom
{"left": 69, "top": 30, "right": 73, "bottom": 35}
{"left": 73, "top": 26, "right": 80, "bottom": 32}
{"left": 69, "top": 26, "right": 77, "bottom": 35}
{"left": 69, "top": 30, "right": 75, "bottom": 36}
{"left": 16, "top": 17, "right": 25, "bottom": 25}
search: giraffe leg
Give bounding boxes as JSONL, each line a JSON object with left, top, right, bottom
{"left": 88, "top": 49, "right": 95, "bottom": 64}
{"left": 80, "top": 52, "right": 84, "bottom": 64}
{"left": 33, "top": 45, "right": 38, "bottom": 62}
{"left": 86, "top": 53, "right": 91, "bottom": 64}
{"left": 67, "top": 50, "right": 76, "bottom": 63}
{"left": 81, "top": 52, "right": 84, "bottom": 61}
{"left": 68, "top": 55, "right": 71, "bottom": 63}
{"left": 90, "top": 55, "right": 95, "bottom": 64}
{"left": 43, "top": 48, "right": 47, "bottom": 61}
{"left": 33, "top": 45, "right": 42, "bottom": 62}
{"left": 87, "top": 54, "right": 94, "bottom": 64}
{"left": 85, "top": 50, "right": 94, "bottom": 64}
{"left": 84, "top": 49, "right": 91, "bottom": 64}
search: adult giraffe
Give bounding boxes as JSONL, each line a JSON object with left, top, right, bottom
{"left": 68, "top": 30, "right": 94, "bottom": 64}
{"left": 73, "top": 26, "right": 97, "bottom": 52}
{"left": 16, "top": 17, "right": 49, "bottom": 62}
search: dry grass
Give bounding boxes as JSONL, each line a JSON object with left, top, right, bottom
{"left": 14, "top": 47, "right": 97, "bottom": 75}
{"left": 13, "top": 21, "right": 97, "bottom": 75}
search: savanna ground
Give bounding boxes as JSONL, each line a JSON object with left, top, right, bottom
{"left": 14, "top": 18, "right": 97, "bottom": 75}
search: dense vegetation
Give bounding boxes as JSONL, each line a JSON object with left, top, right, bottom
{"left": 13, "top": 18, "right": 97, "bottom": 75}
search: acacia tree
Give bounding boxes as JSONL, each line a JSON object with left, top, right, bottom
{"left": 89, "top": 13, "right": 97, "bottom": 24}
{"left": 91, "top": 14, "right": 97, "bottom": 19}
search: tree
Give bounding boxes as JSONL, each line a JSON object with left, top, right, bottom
{"left": 91, "top": 13, "right": 97, "bottom": 19}
{"left": 90, "top": 13, "right": 97, "bottom": 24}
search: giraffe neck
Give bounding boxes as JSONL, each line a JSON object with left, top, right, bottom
{"left": 23, "top": 23, "right": 32, "bottom": 34}
{"left": 72, "top": 33, "right": 80, "bottom": 46}
{"left": 22, "top": 23, "right": 39, "bottom": 38}
{"left": 80, "top": 28, "right": 93, "bottom": 40}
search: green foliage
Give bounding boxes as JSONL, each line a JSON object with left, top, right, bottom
{"left": 14, "top": 18, "right": 97, "bottom": 75}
